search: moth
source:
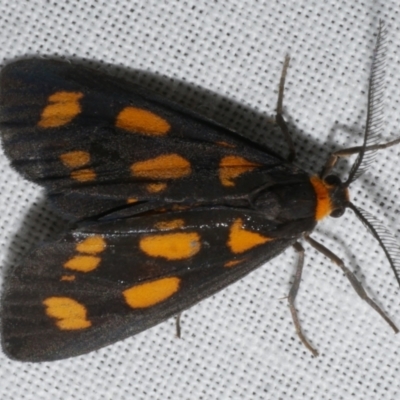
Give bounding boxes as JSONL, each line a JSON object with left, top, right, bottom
{"left": 1, "top": 22, "right": 399, "bottom": 361}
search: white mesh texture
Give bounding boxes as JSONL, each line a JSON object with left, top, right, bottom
{"left": 1, "top": 1, "right": 400, "bottom": 399}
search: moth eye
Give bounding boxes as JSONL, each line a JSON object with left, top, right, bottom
{"left": 324, "top": 175, "right": 342, "bottom": 186}
{"left": 330, "top": 208, "right": 345, "bottom": 218}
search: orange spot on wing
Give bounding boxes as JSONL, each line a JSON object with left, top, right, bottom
{"left": 64, "top": 255, "right": 101, "bottom": 272}
{"left": 146, "top": 183, "right": 167, "bottom": 193}
{"left": 140, "top": 232, "right": 200, "bottom": 260}
{"left": 76, "top": 236, "right": 106, "bottom": 254}
{"left": 123, "top": 277, "right": 181, "bottom": 308}
{"left": 155, "top": 219, "right": 184, "bottom": 230}
{"left": 43, "top": 297, "right": 91, "bottom": 330}
{"left": 310, "top": 176, "right": 332, "bottom": 220}
{"left": 116, "top": 107, "right": 170, "bottom": 135}
{"left": 219, "top": 156, "right": 260, "bottom": 187}
{"left": 60, "top": 275, "right": 76, "bottom": 281}
{"left": 131, "top": 154, "right": 191, "bottom": 180}
{"left": 60, "top": 151, "right": 90, "bottom": 169}
{"left": 127, "top": 197, "right": 139, "bottom": 204}
{"left": 38, "top": 91, "right": 83, "bottom": 128}
{"left": 228, "top": 218, "right": 271, "bottom": 253}
{"left": 224, "top": 259, "right": 244, "bottom": 268}
{"left": 71, "top": 168, "right": 96, "bottom": 182}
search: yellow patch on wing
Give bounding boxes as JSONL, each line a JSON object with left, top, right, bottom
{"left": 219, "top": 156, "right": 261, "bottom": 187}
{"left": 131, "top": 154, "right": 191, "bottom": 180}
{"left": 224, "top": 259, "right": 245, "bottom": 268}
{"left": 64, "top": 255, "right": 101, "bottom": 272}
{"left": 38, "top": 91, "right": 83, "bottom": 128}
{"left": 116, "top": 107, "right": 170, "bottom": 135}
{"left": 43, "top": 297, "right": 91, "bottom": 330}
{"left": 146, "top": 183, "right": 167, "bottom": 193}
{"left": 60, "top": 275, "right": 76, "bottom": 282}
{"left": 310, "top": 176, "right": 332, "bottom": 220}
{"left": 123, "top": 277, "right": 181, "bottom": 308}
{"left": 76, "top": 236, "right": 106, "bottom": 254}
{"left": 155, "top": 219, "right": 184, "bottom": 230}
{"left": 71, "top": 168, "right": 96, "bottom": 182}
{"left": 140, "top": 232, "right": 200, "bottom": 260}
{"left": 228, "top": 218, "right": 272, "bottom": 253}
{"left": 60, "top": 151, "right": 90, "bottom": 169}
{"left": 127, "top": 197, "right": 139, "bottom": 204}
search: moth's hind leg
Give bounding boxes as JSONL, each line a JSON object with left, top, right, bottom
{"left": 305, "top": 235, "right": 398, "bottom": 333}
{"left": 288, "top": 242, "right": 319, "bottom": 357}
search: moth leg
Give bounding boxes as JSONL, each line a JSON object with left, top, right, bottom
{"left": 176, "top": 312, "right": 183, "bottom": 338}
{"left": 288, "top": 242, "right": 319, "bottom": 356}
{"left": 305, "top": 235, "right": 399, "bottom": 333}
{"left": 320, "top": 137, "right": 400, "bottom": 178}
{"left": 276, "top": 55, "right": 296, "bottom": 162}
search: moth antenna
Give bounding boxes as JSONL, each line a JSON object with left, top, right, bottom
{"left": 348, "top": 202, "right": 400, "bottom": 288}
{"left": 345, "top": 20, "right": 387, "bottom": 186}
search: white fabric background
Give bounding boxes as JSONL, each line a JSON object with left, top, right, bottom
{"left": 1, "top": 0, "right": 400, "bottom": 399}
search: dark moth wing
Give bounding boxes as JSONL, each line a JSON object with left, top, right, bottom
{"left": 1, "top": 207, "right": 314, "bottom": 362}
{"left": 0, "top": 59, "right": 302, "bottom": 220}
{"left": 1, "top": 59, "right": 320, "bottom": 361}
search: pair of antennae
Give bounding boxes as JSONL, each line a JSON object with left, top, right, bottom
{"left": 331, "top": 21, "right": 400, "bottom": 289}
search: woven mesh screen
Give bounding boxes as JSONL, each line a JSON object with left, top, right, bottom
{"left": 1, "top": 1, "right": 400, "bottom": 399}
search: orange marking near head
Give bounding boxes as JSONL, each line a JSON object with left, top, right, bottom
{"left": 224, "top": 259, "right": 244, "bottom": 268}
{"left": 116, "top": 107, "right": 170, "bottom": 135}
{"left": 140, "top": 232, "right": 200, "bottom": 260}
{"left": 43, "top": 297, "right": 91, "bottom": 330}
{"left": 76, "top": 236, "right": 106, "bottom": 254}
{"left": 131, "top": 154, "right": 191, "bottom": 180}
{"left": 60, "top": 151, "right": 90, "bottom": 169}
{"left": 123, "top": 277, "right": 181, "bottom": 308}
{"left": 146, "top": 183, "right": 167, "bottom": 193}
{"left": 127, "top": 197, "right": 139, "bottom": 204}
{"left": 64, "top": 255, "right": 101, "bottom": 272}
{"left": 155, "top": 219, "right": 184, "bottom": 230}
{"left": 71, "top": 168, "right": 96, "bottom": 182}
{"left": 310, "top": 176, "right": 332, "bottom": 220}
{"left": 219, "top": 156, "right": 260, "bottom": 187}
{"left": 228, "top": 218, "right": 272, "bottom": 253}
{"left": 60, "top": 275, "right": 76, "bottom": 282}
{"left": 38, "top": 91, "right": 83, "bottom": 128}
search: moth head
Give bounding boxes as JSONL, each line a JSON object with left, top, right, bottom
{"left": 322, "top": 174, "right": 349, "bottom": 218}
